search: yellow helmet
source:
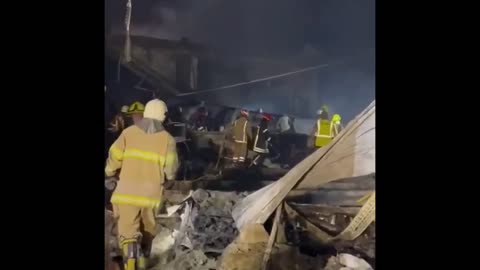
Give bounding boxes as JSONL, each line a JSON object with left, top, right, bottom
{"left": 127, "top": 101, "right": 145, "bottom": 114}
{"left": 332, "top": 114, "right": 341, "bottom": 123}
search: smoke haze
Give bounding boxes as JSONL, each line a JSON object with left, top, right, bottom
{"left": 105, "top": 0, "right": 375, "bottom": 122}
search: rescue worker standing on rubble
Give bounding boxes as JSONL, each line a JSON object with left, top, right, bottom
{"left": 310, "top": 105, "right": 333, "bottom": 148}
{"left": 105, "top": 99, "right": 179, "bottom": 270}
{"left": 250, "top": 112, "right": 272, "bottom": 167}
{"left": 192, "top": 102, "right": 209, "bottom": 131}
{"left": 232, "top": 109, "right": 252, "bottom": 165}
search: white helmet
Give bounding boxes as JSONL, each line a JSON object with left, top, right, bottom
{"left": 120, "top": 105, "right": 129, "bottom": 113}
{"left": 144, "top": 99, "right": 168, "bottom": 123}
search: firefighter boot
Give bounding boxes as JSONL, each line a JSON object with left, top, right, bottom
{"left": 121, "top": 239, "right": 139, "bottom": 270}
{"left": 136, "top": 249, "right": 146, "bottom": 270}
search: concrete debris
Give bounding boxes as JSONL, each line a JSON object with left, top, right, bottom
{"left": 157, "top": 249, "right": 217, "bottom": 270}
{"left": 219, "top": 224, "right": 323, "bottom": 270}
{"left": 337, "top": 254, "right": 373, "bottom": 270}
{"left": 181, "top": 190, "right": 248, "bottom": 251}
{"left": 324, "top": 254, "right": 373, "bottom": 270}
{"left": 218, "top": 224, "right": 268, "bottom": 270}
{"left": 236, "top": 223, "right": 269, "bottom": 244}
{"left": 150, "top": 226, "right": 176, "bottom": 265}
{"left": 105, "top": 210, "right": 121, "bottom": 257}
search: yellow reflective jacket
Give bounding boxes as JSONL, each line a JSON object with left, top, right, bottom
{"left": 105, "top": 123, "right": 179, "bottom": 209}
{"left": 314, "top": 119, "right": 333, "bottom": 147}
{"left": 233, "top": 116, "right": 252, "bottom": 143}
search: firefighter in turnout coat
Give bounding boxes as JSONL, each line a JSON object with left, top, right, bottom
{"left": 105, "top": 99, "right": 179, "bottom": 270}
{"left": 232, "top": 109, "right": 252, "bottom": 164}
{"left": 251, "top": 113, "right": 272, "bottom": 167}
{"left": 310, "top": 105, "right": 333, "bottom": 148}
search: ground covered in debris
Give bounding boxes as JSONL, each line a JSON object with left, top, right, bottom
{"left": 107, "top": 189, "right": 374, "bottom": 270}
{"left": 150, "top": 189, "right": 249, "bottom": 270}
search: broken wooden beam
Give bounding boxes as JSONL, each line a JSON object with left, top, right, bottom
{"left": 262, "top": 203, "right": 283, "bottom": 270}
{"left": 286, "top": 190, "right": 372, "bottom": 206}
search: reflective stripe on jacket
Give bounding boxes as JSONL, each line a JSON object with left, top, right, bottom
{"left": 233, "top": 116, "right": 251, "bottom": 143}
{"left": 315, "top": 119, "right": 332, "bottom": 138}
{"left": 105, "top": 125, "right": 179, "bottom": 208}
{"left": 314, "top": 119, "right": 333, "bottom": 147}
{"left": 253, "top": 120, "right": 270, "bottom": 153}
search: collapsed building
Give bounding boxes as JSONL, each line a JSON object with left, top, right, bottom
{"left": 105, "top": 34, "right": 316, "bottom": 180}
{"left": 104, "top": 19, "right": 374, "bottom": 269}
{"left": 105, "top": 97, "right": 375, "bottom": 270}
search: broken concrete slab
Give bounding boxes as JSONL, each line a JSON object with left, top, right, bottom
{"left": 219, "top": 224, "right": 324, "bottom": 270}
{"left": 156, "top": 249, "right": 217, "bottom": 270}
{"left": 324, "top": 254, "right": 373, "bottom": 270}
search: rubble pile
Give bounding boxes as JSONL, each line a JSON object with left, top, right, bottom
{"left": 185, "top": 189, "right": 248, "bottom": 251}
{"left": 149, "top": 189, "right": 248, "bottom": 270}
{"left": 160, "top": 249, "right": 217, "bottom": 270}
{"left": 323, "top": 253, "right": 374, "bottom": 270}
{"left": 219, "top": 224, "right": 323, "bottom": 270}
{"left": 105, "top": 210, "right": 121, "bottom": 257}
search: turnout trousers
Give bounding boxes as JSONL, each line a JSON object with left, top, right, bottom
{"left": 232, "top": 142, "right": 248, "bottom": 163}
{"left": 113, "top": 204, "right": 157, "bottom": 257}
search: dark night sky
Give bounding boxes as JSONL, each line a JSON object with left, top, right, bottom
{"left": 105, "top": 0, "right": 375, "bottom": 121}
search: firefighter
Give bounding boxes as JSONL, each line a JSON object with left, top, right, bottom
{"left": 311, "top": 105, "right": 333, "bottom": 148}
{"left": 126, "top": 101, "right": 145, "bottom": 126}
{"left": 108, "top": 105, "right": 129, "bottom": 134}
{"left": 105, "top": 99, "right": 179, "bottom": 270}
{"left": 330, "top": 113, "right": 343, "bottom": 138}
{"left": 250, "top": 113, "right": 272, "bottom": 167}
{"left": 232, "top": 109, "right": 252, "bottom": 165}
{"left": 192, "top": 106, "right": 209, "bottom": 131}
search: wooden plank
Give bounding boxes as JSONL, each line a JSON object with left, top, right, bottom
{"left": 286, "top": 190, "right": 371, "bottom": 206}
{"left": 288, "top": 203, "right": 355, "bottom": 235}
{"left": 284, "top": 203, "right": 375, "bottom": 258}
{"left": 262, "top": 203, "right": 283, "bottom": 270}
{"left": 294, "top": 175, "right": 375, "bottom": 191}
{"left": 232, "top": 101, "right": 375, "bottom": 229}
{"left": 288, "top": 203, "right": 360, "bottom": 216}
{"left": 283, "top": 203, "right": 333, "bottom": 244}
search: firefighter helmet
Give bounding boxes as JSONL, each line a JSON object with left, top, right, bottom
{"left": 143, "top": 99, "right": 168, "bottom": 122}
{"left": 317, "top": 105, "right": 329, "bottom": 115}
{"left": 332, "top": 114, "right": 341, "bottom": 123}
{"left": 262, "top": 113, "right": 273, "bottom": 121}
{"left": 127, "top": 101, "right": 145, "bottom": 114}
